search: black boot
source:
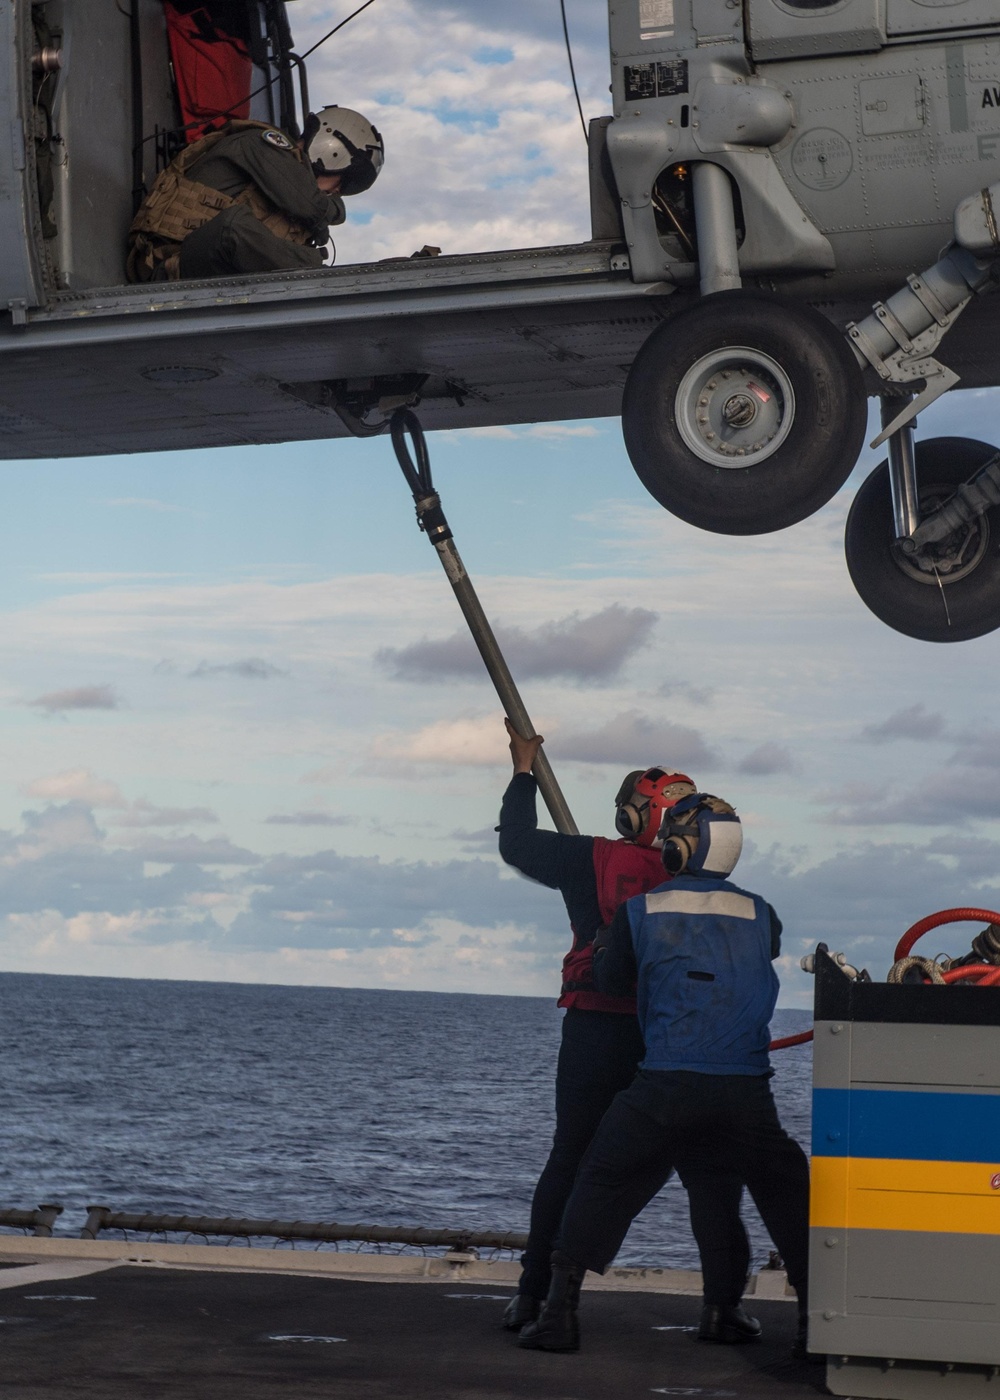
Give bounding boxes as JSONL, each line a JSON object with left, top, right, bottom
{"left": 517, "top": 1256, "right": 585, "bottom": 1352}
{"left": 698, "top": 1304, "right": 762, "bottom": 1344}
{"left": 792, "top": 1310, "right": 823, "bottom": 1362}
{"left": 502, "top": 1293, "right": 541, "bottom": 1331}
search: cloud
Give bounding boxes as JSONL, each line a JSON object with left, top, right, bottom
{"left": 264, "top": 812, "right": 354, "bottom": 827}
{"left": 124, "top": 835, "right": 258, "bottom": 865}
{"left": 462, "top": 424, "right": 601, "bottom": 440}
{"left": 737, "top": 744, "right": 795, "bottom": 777}
{"left": 21, "top": 775, "right": 218, "bottom": 829}
{"left": 188, "top": 659, "right": 288, "bottom": 680}
{"left": 821, "top": 765, "right": 1000, "bottom": 826}
{"left": 21, "top": 769, "right": 126, "bottom": 807}
{"left": 112, "top": 801, "right": 220, "bottom": 829}
{"left": 378, "top": 605, "right": 657, "bottom": 683}
{"left": 293, "top": 0, "right": 611, "bottom": 265}
{"left": 449, "top": 826, "right": 501, "bottom": 852}
{"left": 224, "top": 848, "right": 563, "bottom": 951}
{"left": 657, "top": 680, "right": 714, "bottom": 705}
{"left": 28, "top": 684, "right": 118, "bottom": 713}
{"left": 950, "top": 726, "right": 1000, "bottom": 771}
{"left": 552, "top": 710, "right": 719, "bottom": 771}
{"left": 859, "top": 705, "right": 946, "bottom": 744}
{"left": 372, "top": 715, "right": 509, "bottom": 767}
{"left": 0, "top": 805, "right": 224, "bottom": 921}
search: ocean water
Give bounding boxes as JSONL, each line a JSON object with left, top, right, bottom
{"left": 0, "top": 973, "right": 813, "bottom": 1270}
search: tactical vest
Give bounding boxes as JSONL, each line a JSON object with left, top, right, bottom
{"left": 126, "top": 120, "right": 313, "bottom": 283}
{"left": 559, "top": 836, "right": 667, "bottom": 1014}
{"left": 627, "top": 875, "right": 779, "bottom": 1074}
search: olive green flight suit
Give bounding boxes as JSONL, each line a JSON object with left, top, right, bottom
{"left": 128, "top": 122, "right": 346, "bottom": 281}
{"left": 178, "top": 125, "right": 345, "bottom": 278}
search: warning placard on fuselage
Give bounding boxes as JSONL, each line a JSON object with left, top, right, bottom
{"left": 624, "top": 59, "right": 689, "bottom": 102}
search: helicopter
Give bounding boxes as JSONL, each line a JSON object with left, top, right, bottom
{"left": 2, "top": 0, "right": 1000, "bottom": 643}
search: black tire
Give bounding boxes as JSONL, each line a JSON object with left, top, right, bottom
{"left": 621, "top": 291, "right": 867, "bottom": 535}
{"left": 845, "top": 436, "right": 1000, "bottom": 644}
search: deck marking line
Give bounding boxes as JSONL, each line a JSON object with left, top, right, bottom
{"left": 22, "top": 1294, "right": 96, "bottom": 1301}
{"left": 267, "top": 1334, "right": 347, "bottom": 1344}
{"left": 444, "top": 1293, "right": 512, "bottom": 1300}
{"left": 0, "top": 1260, "right": 118, "bottom": 1292}
{"left": 651, "top": 1390, "right": 739, "bottom": 1397}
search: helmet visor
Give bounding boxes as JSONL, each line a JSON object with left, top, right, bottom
{"left": 337, "top": 143, "right": 383, "bottom": 195}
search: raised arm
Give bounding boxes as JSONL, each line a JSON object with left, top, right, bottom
{"left": 497, "top": 720, "right": 592, "bottom": 889}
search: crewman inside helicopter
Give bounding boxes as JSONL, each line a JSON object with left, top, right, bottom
{"left": 126, "top": 105, "right": 383, "bottom": 282}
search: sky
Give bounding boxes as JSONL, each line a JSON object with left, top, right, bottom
{"left": 0, "top": 0, "right": 998, "bottom": 1006}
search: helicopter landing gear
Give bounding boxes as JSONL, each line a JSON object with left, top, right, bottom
{"left": 621, "top": 291, "right": 868, "bottom": 535}
{"left": 845, "top": 434, "right": 1000, "bottom": 643}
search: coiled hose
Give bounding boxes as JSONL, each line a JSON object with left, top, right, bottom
{"left": 768, "top": 907, "right": 1000, "bottom": 1052}
{"left": 891, "top": 907, "right": 1000, "bottom": 984}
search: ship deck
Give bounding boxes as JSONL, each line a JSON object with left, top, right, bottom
{"left": 0, "top": 1237, "right": 826, "bottom": 1399}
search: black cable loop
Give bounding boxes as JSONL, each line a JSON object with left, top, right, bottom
{"left": 390, "top": 408, "right": 433, "bottom": 497}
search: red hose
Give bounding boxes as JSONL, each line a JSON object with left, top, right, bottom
{"left": 894, "top": 908, "right": 1000, "bottom": 963}
{"left": 769, "top": 1030, "right": 813, "bottom": 1051}
{"left": 770, "top": 909, "right": 1000, "bottom": 1052}
{"left": 941, "top": 964, "right": 994, "bottom": 984}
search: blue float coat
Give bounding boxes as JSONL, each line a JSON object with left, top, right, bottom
{"left": 594, "top": 875, "right": 782, "bottom": 1074}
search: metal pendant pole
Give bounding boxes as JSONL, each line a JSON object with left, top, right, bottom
{"left": 389, "top": 408, "right": 579, "bottom": 836}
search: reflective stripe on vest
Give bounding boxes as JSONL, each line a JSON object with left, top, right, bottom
{"left": 644, "top": 889, "right": 755, "bottom": 920}
{"left": 629, "top": 875, "right": 778, "bottom": 1074}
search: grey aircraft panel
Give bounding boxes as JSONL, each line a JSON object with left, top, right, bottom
{"left": 0, "top": 239, "right": 996, "bottom": 462}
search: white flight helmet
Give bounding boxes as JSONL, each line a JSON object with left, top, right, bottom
{"left": 658, "top": 793, "right": 744, "bottom": 879}
{"left": 303, "top": 105, "right": 384, "bottom": 195}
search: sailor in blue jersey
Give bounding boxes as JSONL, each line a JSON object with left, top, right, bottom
{"left": 518, "top": 793, "right": 811, "bottom": 1358}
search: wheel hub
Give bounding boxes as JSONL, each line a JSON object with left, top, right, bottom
{"left": 893, "top": 484, "right": 991, "bottom": 586}
{"left": 675, "top": 349, "right": 795, "bottom": 468}
{"left": 722, "top": 394, "right": 757, "bottom": 428}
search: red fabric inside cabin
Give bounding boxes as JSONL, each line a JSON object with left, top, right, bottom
{"left": 163, "top": 2, "right": 253, "bottom": 142}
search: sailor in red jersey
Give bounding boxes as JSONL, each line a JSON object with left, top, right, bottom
{"left": 498, "top": 721, "right": 752, "bottom": 1338}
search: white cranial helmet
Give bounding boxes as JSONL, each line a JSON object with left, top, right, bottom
{"left": 304, "top": 105, "right": 384, "bottom": 194}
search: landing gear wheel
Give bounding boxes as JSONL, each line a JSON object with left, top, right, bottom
{"left": 845, "top": 436, "right": 1000, "bottom": 643}
{"left": 622, "top": 291, "right": 867, "bottom": 535}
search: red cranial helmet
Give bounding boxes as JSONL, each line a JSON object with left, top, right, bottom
{"left": 614, "top": 767, "right": 697, "bottom": 847}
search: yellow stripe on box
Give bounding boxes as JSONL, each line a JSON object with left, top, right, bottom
{"left": 811, "top": 1156, "right": 1000, "bottom": 1234}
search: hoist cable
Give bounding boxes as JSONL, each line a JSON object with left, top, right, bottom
{"left": 559, "top": 0, "right": 588, "bottom": 145}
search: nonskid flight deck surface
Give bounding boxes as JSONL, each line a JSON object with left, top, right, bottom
{"left": 0, "top": 1264, "right": 822, "bottom": 1400}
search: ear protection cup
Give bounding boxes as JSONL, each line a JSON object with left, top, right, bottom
{"left": 657, "top": 794, "right": 742, "bottom": 877}
{"left": 615, "top": 802, "right": 644, "bottom": 838}
{"left": 614, "top": 767, "right": 696, "bottom": 846}
{"left": 661, "top": 832, "right": 695, "bottom": 875}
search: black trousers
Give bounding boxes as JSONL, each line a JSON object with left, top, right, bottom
{"left": 179, "top": 205, "right": 325, "bottom": 278}
{"left": 555, "top": 1068, "right": 811, "bottom": 1303}
{"left": 520, "top": 1011, "right": 750, "bottom": 1305}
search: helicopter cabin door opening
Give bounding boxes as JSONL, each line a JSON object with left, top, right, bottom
{"left": 22, "top": 0, "right": 304, "bottom": 303}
